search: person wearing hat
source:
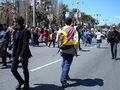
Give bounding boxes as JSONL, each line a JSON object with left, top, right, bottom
{"left": 11, "top": 16, "right": 32, "bottom": 90}
{"left": 107, "top": 26, "right": 120, "bottom": 60}
{"left": 56, "top": 17, "right": 78, "bottom": 87}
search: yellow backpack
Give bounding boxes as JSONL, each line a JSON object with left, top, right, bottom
{"left": 59, "top": 26, "right": 78, "bottom": 50}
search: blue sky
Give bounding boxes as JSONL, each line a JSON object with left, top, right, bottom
{"left": 0, "top": 0, "right": 120, "bottom": 25}
{"left": 62, "top": 0, "right": 120, "bottom": 25}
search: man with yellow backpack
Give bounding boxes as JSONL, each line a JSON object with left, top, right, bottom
{"left": 56, "top": 17, "right": 79, "bottom": 87}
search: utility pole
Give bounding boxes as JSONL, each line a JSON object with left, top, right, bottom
{"left": 16, "top": 0, "right": 20, "bottom": 16}
{"left": 33, "top": 0, "right": 36, "bottom": 27}
{"left": 25, "top": 0, "right": 28, "bottom": 27}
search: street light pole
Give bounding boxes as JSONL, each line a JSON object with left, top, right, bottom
{"left": 25, "top": 0, "right": 28, "bottom": 27}
{"left": 94, "top": 13, "right": 101, "bottom": 24}
{"left": 73, "top": 1, "right": 80, "bottom": 25}
{"left": 47, "top": 4, "right": 53, "bottom": 30}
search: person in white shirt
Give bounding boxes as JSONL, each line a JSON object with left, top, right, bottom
{"left": 95, "top": 30, "right": 103, "bottom": 48}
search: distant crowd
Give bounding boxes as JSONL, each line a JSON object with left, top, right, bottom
{"left": 0, "top": 23, "right": 117, "bottom": 66}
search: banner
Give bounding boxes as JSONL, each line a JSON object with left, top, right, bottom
{"left": 30, "top": 0, "right": 41, "bottom": 9}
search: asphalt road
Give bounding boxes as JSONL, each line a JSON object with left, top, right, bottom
{"left": 0, "top": 40, "right": 120, "bottom": 90}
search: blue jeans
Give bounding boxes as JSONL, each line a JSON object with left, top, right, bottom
{"left": 60, "top": 53, "right": 74, "bottom": 82}
{"left": 97, "top": 39, "right": 102, "bottom": 48}
{"left": 84, "top": 38, "right": 88, "bottom": 46}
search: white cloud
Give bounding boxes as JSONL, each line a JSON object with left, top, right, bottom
{"left": 115, "top": 16, "right": 120, "bottom": 20}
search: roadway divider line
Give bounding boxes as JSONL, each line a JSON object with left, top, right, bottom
{"left": 30, "top": 59, "right": 62, "bottom": 72}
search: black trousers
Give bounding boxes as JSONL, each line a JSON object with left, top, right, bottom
{"left": 2, "top": 42, "right": 11, "bottom": 65}
{"left": 48, "top": 40, "right": 55, "bottom": 47}
{"left": 110, "top": 43, "right": 118, "bottom": 59}
{"left": 11, "top": 57, "right": 29, "bottom": 85}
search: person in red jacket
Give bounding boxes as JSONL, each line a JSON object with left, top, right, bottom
{"left": 43, "top": 29, "right": 49, "bottom": 46}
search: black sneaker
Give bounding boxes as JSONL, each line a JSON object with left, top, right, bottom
{"left": 2, "top": 64, "right": 6, "bottom": 66}
{"left": 23, "top": 84, "right": 29, "bottom": 90}
{"left": 2, "top": 64, "right": 7, "bottom": 67}
{"left": 67, "top": 76, "right": 71, "bottom": 80}
{"left": 112, "top": 57, "right": 114, "bottom": 59}
{"left": 61, "top": 81, "right": 69, "bottom": 88}
{"left": 16, "top": 82, "right": 24, "bottom": 90}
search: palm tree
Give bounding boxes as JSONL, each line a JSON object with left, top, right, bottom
{"left": 35, "top": 9, "right": 49, "bottom": 27}
{"left": 0, "top": 1, "right": 15, "bottom": 25}
{"left": 69, "top": 8, "right": 78, "bottom": 19}
{"left": 59, "top": 4, "right": 69, "bottom": 26}
{"left": 81, "top": 13, "right": 95, "bottom": 26}
{"left": 69, "top": 8, "right": 80, "bottom": 25}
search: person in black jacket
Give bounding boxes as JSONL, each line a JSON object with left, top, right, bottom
{"left": 0, "top": 24, "right": 6, "bottom": 66}
{"left": 11, "top": 16, "right": 32, "bottom": 90}
{"left": 107, "top": 26, "right": 120, "bottom": 60}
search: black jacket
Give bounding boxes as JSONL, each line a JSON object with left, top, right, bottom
{"left": 12, "top": 27, "right": 32, "bottom": 59}
{"left": 107, "top": 30, "right": 120, "bottom": 43}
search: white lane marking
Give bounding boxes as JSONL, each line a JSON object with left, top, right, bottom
{"left": 30, "top": 59, "right": 62, "bottom": 72}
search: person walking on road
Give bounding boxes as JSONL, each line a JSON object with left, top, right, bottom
{"left": 0, "top": 24, "right": 6, "bottom": 66}
{"left": 83, "top": 30, "right": 89, "bottom": 46}
{"left": 95, "top": 29, "right": 103, "bottom": 48}
{"left": 56, "top": 17, "right": 78, "bottom": 87}
{"left": 107, "top": 26, "right": 120, "bottom": 60}
{"left": 48, "top": 30, "right": 56, "bottom": 47}
{"left": 43, "top": 28, "right": 49, "bottom": 46}
{"left": 11, "top": 16, "right": 32, "bottom": 90}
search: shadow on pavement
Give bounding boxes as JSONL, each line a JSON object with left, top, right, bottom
{"left": 30, "top": 78, "right": 104, "bottom": 90}
{"left": 81, "top": 49, "right": 90, "bottom": 52}
{"left": 30, "top": 84, "right": 64, "bottom": 90}
{"left": 68, "top": 78, "right": 104, "bottom": 87}
{"left": 0, "top": 65, "right": 11, "bottom": 69}
{"left": 116, "top": 58, "right": 120, "bottom": 60}
{"left": 0, "top": 64, "right": 22, "bottom": 69}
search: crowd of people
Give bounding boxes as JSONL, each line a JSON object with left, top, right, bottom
{"left": 26, "top": 25, "right": 108, "bottom": 48}
{"left": 28, "top": 26, "right": 57, "bottom": 47}
{"left": 0, "top": 16, "right": 120, "bottom": 89}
